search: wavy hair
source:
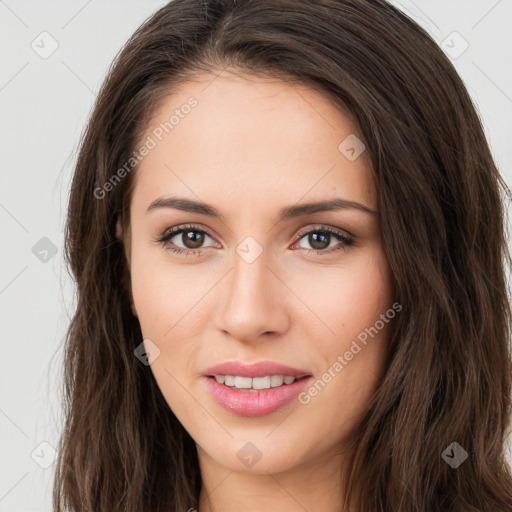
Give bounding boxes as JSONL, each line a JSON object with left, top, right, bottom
{"left": 54, "top": 0, "right": 512, "bottom": 510}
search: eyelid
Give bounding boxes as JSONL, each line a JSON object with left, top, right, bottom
{"left": 157, "top": 223, "right": 220, "bottom": 246}
{"left": 290, "top": 224, "right": 355, "bottom": 253}
{"left": 294, "top": 223, "right": 355, "bottom": 240}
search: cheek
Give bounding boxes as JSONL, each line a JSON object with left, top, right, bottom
{"left": 129, "top": 257, "right": 206, "bottom": 410}
{"left": 292, "top": 248, "right": 394, "bottom": 406}
{"left": 290, "top": 247, "right": 393, "bottom": 343}
{"left": 129, "top": 243, "right": 213, "bottom": 341}
{"left": 129, "top": 247, "right": 220, "bottom": 403}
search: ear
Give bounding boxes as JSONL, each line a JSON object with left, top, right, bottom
{"left": 124, "top": 274, "right": 138, "bottom": 318}
{"left": 116, "top": 216, "right": 138, "bottom": 317}
{"left": 115, "top": 216, "right": 123, "bottom": 240}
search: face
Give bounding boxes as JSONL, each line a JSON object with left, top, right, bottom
{"left": 124, "top": 70, "right": 394, "bottom": 475}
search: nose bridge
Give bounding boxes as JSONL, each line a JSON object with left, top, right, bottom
{"left": 228, "top": 245, "right": 274, "bottom": 315}
{"left": 216, "top": 240, "right": 288, "bottom": 341}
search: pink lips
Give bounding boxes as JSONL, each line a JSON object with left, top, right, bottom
{"left": 203, "top": 360, "right": 311, "bottom": 379}
{"left": 202, "top": 360, "right": 313, "bottom": 417}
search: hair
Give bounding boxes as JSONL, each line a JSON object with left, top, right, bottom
{"left": 54, "top": 0, "right": 512, "bottom": 510}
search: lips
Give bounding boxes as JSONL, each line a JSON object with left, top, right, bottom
{"left": 202, "top": 360, "right": 314, "bottom": 417}
{"left": 202, "top": 360, "right": 312, "bottom": 379}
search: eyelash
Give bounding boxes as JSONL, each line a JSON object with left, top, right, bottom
{"left": 153, "top": 223, "right": 355, "bottom": 257}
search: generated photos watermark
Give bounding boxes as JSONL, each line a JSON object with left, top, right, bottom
{"left": 93, "top": 96, "right": 198, "bottom": 200}
{"left": 298, "top": 301, "right": 402, "bottom": 405}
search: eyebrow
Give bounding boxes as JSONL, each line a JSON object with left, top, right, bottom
{"left": 146, "top": 196, "right": 377, "bottom": 220}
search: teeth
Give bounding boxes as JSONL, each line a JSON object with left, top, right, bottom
{"left": 234, "top": 376, "right": 252, "bottom": 389}
{"left": 213, "top": 375, "right": 298, "bottom": 390}
{"left": 270, "top": 375, "right": 283, "bottom": 387}
{"left": 254, "top": 376, "right": 273, "bottom": 389}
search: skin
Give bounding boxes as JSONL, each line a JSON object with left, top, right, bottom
{"left": 120, "top": 69, "right": 395, "bottom": 512}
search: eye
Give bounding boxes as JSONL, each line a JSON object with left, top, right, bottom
{"left": 292, "top": 225, "right": 355, "bottom": 255}
{"left": 154, "top": 224, "right": 218, "bottom": 256}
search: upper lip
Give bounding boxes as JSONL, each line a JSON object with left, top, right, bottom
{"left": 203, "top": 361, "right": 313, "bottom": 379}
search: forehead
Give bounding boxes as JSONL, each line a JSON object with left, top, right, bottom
{"left": 130, "top": 71, "right": 376, "bottom": 218}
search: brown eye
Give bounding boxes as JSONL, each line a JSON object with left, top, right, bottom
{"left": 179, "top": 230, "right": 206, "bottom": 249}
{"left": 155, "top": 224, "right": 217, "bottom": 255}
{"left": 294, "top": 226, "right": 354, "bottom": 254}
{"left": 305, "top": 232, "right": 331, "bottom": 251}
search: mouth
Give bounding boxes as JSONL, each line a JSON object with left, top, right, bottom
{"left": 202, "top": 361, "right": 314, "bottom": 417}
{"left": 207, "top": 374, "right": 311, "bottom": 392}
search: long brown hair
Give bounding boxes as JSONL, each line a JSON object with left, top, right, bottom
{"left": 54, "top": 0, "right": 512, "bottom": 510}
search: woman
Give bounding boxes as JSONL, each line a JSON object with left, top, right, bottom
{"left": 54, "top": 0, "right": 512, "bottom": 510}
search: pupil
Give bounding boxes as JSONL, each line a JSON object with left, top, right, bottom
{"left": 309, "top": 232, "right": 329, "bottom": 250}
{"left": 183, "top": 230, "right": 204, "bottom": 249}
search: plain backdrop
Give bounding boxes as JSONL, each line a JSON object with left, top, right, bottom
{"left": 1, "top": 1, "right": 511, "bottom": 510}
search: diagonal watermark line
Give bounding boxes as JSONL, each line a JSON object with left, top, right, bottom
{"left": 471, "top": 0, "right": 503, "bottom": 30}
{"left": 264, "top": 264, "right": 336, "bottom": 335}
{"left": 61, "top": 0, "right": 93, "bottom": 29}
{"left": 199, "top": 467, "right": 235, "bottom": 512}
{"left": 0, "top": 472, "right": 29, "bottom": 503}
{"left": 396, "top": 476, "right": 415, "bottom": 512}
{"left": 163, "top": 367, "right": 234, "bottom": 438}
{"left": 391, "top": 1, "right": 439, "bottom": 37}
{"left": 0, "top": 62, "right": 29, "bottom": 92}
{"left": 201, "top": 64, "right": 229, "bottom": 93}
{"left": 0, "top": 408, "right": 29, "bottom": 439}
{"left": 61, "top": 60, "right": 95, "bottom": 95}
{"left": 163, "top": 267, "right": 234, "bottom": 338}
{"left": 0, "top": 203, "right": 29, "bottom": 233}
{"left": 472, "top": 60, "right": 512, "bottom": 106}
{"left": 266, "top": 164, "right": 336, "bottom": 235}
{"left": 408, "top": 0, "right": 440, "bottom": 31}
{"left": 264, "top": 400, "right": 300, "bottom": 438}
{"left": 288, "top": 82, "right": 335, "bottom": 130}
{"left": 0, "top": 265, "right": 29, "bottom": 295}
{"left": 0, "top": 0, "right": 29, "bottom": 28}
{"left": 203, "top": 467, "right": 234, "bottom": 498}
{"left": 266, "top": 472, "right": 310, "bottom": 512}
{"left": 163, "top": 163, "right": 234, "bottom": 236}
{"left": 265, "top": 367, "right": 375, "bottom": 439}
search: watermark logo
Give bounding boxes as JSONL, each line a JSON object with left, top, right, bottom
{"left": 441, "top": 442, "right": 468, "bottom": 468}
{"left": 237, "top": 442, "right": 263, "bottom": 468}
{"left": 31, "top": 31, "right": 59, "bottom": 59}
{"left": 31, "top": 441, "right": 58, "bottom": 469}
{"left": 134, "top": 338, "right": 161, "bottom": 366}
{"left": 236, "top": 236, "right": 264, "bottom": 264}
{"left": 31, "top": 237, "right": 58, "bottom": 263}
{"left": 338, "top": 134, "right": 366, "bottom": 161}
{"left": 441, "top": 31, "right": 469, "bottom": 60}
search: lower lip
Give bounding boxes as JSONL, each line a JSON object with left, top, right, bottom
{"left": 204, "top": 376, "right": 313, "bottom": 417}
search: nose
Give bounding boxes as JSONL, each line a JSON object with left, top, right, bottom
{"left": 215, "top": 249, "right": 290, "bottom": 344}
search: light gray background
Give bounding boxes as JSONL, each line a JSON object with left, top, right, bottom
{"left": 1, "top": 1, "right": 511, "bottom": 510}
